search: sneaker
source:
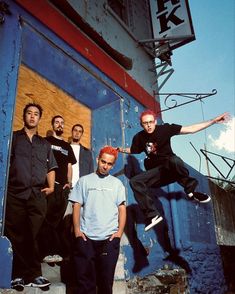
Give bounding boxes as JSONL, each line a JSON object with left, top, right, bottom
{"left": 25, "top": 276, "right": 51, "bottom": 288}
{"left": 43, "top": 254, "right": 63, "bottom": 263}
{"left": 188, "top": 192, "right": 211, "bottom": 203}
{"left": 145, "top": 215, "right": 163, "bottom": 231}
{"left": 11, "top": 278, "right": 25, "bottom": 291}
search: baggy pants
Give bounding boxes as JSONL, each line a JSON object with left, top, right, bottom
{"left": 38, "top": 183, "right": 70, "bottom": 258}
{"left": 74, "top": 236, "right": 120, "bottom": 294}
{"left": 4, "top": 192, "right": 47, "bottom": 282}
{"left": 130, "top": 155, "right": 198, "bottom": 220}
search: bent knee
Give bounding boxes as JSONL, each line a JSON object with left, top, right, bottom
{"left": 130, "top": 176, "right": 141, "bottom": 188}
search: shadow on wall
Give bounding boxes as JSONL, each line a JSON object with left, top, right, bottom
{"left": 123, "top": 155, "right": 192, "bottom": 274}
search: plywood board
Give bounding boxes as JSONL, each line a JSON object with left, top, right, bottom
{"left": 14, "top": 64, "right": 91, "bottom": 148}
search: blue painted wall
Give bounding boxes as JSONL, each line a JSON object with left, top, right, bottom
{"left": 0, "top": 2, "right": 23, "bottom": 287}
{"left": 0, "top": 1, "right": 227, "bottom": 292}
{"left": 121, "top": 98, "right": 227, "bottom": 292}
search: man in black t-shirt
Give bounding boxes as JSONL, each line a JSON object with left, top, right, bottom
{"left": 118, "top": 109, "right": 229, "bottom": 231}
{"left": 38, "top": 115, "right": 76, "bottom": 263}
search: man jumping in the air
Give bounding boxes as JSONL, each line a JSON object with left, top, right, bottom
{"left": 118, "top": 110, "right": 230, "bottom": 231}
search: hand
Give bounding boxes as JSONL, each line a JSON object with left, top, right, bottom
{"left": 63, "top": 182, "right": 72, "bottom": 190}
{"left": 109, "top": 231, "right": 122, "bottom": 241}
{"left": 213, "top": 112, "right": 230, "bottom": 124}
{"left": 41, "top": 187, "right": 54, "bottom": 196}
{"left": 116, "top": 147, "right": 130, "bottom": 154}
{"left": 74, "top": 228, "right": 87, "bottom": 241}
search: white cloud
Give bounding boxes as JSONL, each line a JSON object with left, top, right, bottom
{"left": 208, "top": 117, "right": 235, "bottom": 153}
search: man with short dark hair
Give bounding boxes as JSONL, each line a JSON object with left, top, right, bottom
{"left": 69, "top": 146, "right": 126, "bottom": 294}
{"left": 118, "top": 109, "right": 230, "bottom": 231}
{"left": 39, "top": 115, "right": 77, "bottom": 264}
{"left": 70, "top": 123, "right": 94, "bottom": 187}
{"left": 5, "top": 103, "right": 57, "bottom": 291}
{"left": 61, "top": 123, "right": 94, "bottom": 281}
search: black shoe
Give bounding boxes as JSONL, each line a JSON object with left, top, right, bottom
{"left": 188, "top": 192, "right": 211, "bottom": 203}
{"left": 25, "top": 276, "right": 51, "bottom": 288}
{"left": 11, "top": 278, "right": 25, "bottom": 291}
{"left": 145, "top": 215, "right": 163, "bottom": 231}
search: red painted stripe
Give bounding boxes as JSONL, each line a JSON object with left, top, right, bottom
{"left": 15, "top": 0, "right": 160, "bottom": 113}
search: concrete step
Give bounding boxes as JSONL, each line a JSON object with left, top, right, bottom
{"left": 0, "top": 280, "right": 127, "bottom": 294}
{"left": 0, "top": 250, "right": 128, "bottom": 294}
{"left": 0, "top": 283, "right": 65, "bottom": 294}
{"left": 0, "top": 263, "right": 65, "bottom": 294}
{"left": 113, "top": 280, "right": 127, "bottom": 294}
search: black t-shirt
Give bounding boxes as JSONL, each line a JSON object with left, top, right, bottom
{"left": 46, "top": 136, "right": 77, "bottom": 185}
{"left": 130, "top": 123, "right": 182, "bottom": 170}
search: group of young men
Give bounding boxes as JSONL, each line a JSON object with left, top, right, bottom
{"left": 4, "top": 102, "right": 228, "bottom": 293}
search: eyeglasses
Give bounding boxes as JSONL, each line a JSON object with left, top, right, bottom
{"left": 142, "top": 120, "right": 155, "bottom": 126}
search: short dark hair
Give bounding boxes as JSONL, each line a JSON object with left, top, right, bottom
{"left": 72, "top": 124, "right": 84, "bottom": 133}
{"left": 23, "top": 103, "right": 43, "bottom": 119}
{"left": 51, "top": 115, "right": 63, "bottom": 126}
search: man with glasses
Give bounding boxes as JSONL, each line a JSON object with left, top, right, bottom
{"left": 118, "top": 109, "right": 229, "bottom": 231}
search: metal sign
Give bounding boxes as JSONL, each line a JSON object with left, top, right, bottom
{"left": 149, "top": 0, "right": 195, "bottom": 50}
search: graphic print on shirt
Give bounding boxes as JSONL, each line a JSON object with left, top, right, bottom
{"left": 145, "top": 142, "right": 158, "bottom": 157}
{"left": 88, "top": 187, "right": 113, "bottom": 192}
{"left": 51, "top": 144, "right": 69, "bottom": 156}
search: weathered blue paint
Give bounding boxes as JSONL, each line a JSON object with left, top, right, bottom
{"left": 0, "top": 1, "right": 23, "bottom": 288}
{"left": 0, "top": 1, "right": 227, "bottom": 293}
{"left": 92, "top": 99, "right": 123, "bottom": 173}
{"left": 0, "top": 237, "right": 12, "bottom": 288}
{"left": 21, "top": 22, "right": 119, "bottom": 110}
{"left": 121, "top": 97, "right": 226, "bottom": 292}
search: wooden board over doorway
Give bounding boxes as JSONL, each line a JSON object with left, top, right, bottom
{"left": 14, "top": 64, "right": 92, "bottom": 148}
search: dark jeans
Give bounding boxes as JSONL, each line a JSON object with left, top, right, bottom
{"left": 130, "top": 155, "right": 198, "bottom": 220}
{"left": 38, "top": 183, "right": 70, "bottom": 259}
{"left": 74, "top": 237, "right": 120, "bottom": 294}
{"left": 4, "top": 192, "right": 47, "bottom": 282}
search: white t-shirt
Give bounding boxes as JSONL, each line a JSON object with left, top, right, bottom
{"left": 71, "top": 144, "right": 81, "bottom": 187}
{"left": 69, "top": 172, "right": 126, "bottom": 240}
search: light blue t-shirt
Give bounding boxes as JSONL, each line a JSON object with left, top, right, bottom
{"left": 69, "top": 172, "right": 126, "bottom": 240}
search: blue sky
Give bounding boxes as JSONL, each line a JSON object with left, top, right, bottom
{"left": 159, "top": 0, "right": 235, "bottom": 181}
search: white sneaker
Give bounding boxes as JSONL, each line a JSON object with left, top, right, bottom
{"left": 145, "top": 215, "right": 163, "bottom": 231}
{"left": 187, "top": 192, "right": 211, "bottom": 203}
{"left": 43, "top": 255, "right": 63, "bottom": 263}
{"left": 25, "top": 276, "right": 51, "bottom": 288}
{"left": 11, "top": 278, "right": 25, "bottom": 291}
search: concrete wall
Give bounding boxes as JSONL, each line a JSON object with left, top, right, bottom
{"left": 68, "top": 0, "right": 158, "bottom": 97}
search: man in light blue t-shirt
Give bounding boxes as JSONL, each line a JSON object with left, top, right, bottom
{"left": 69, "top": 146, "right": 126, "bottom": 294}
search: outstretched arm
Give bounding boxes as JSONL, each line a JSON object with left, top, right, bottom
{"left": 180, "top": 112, "right": 230, "bottom": 134}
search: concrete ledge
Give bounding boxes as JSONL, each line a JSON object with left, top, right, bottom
{"left": 0, "top": 283, "right": 66, "bottom": 294}
{"left": 113, "top": 280, "right": 127, "bottom": 294}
